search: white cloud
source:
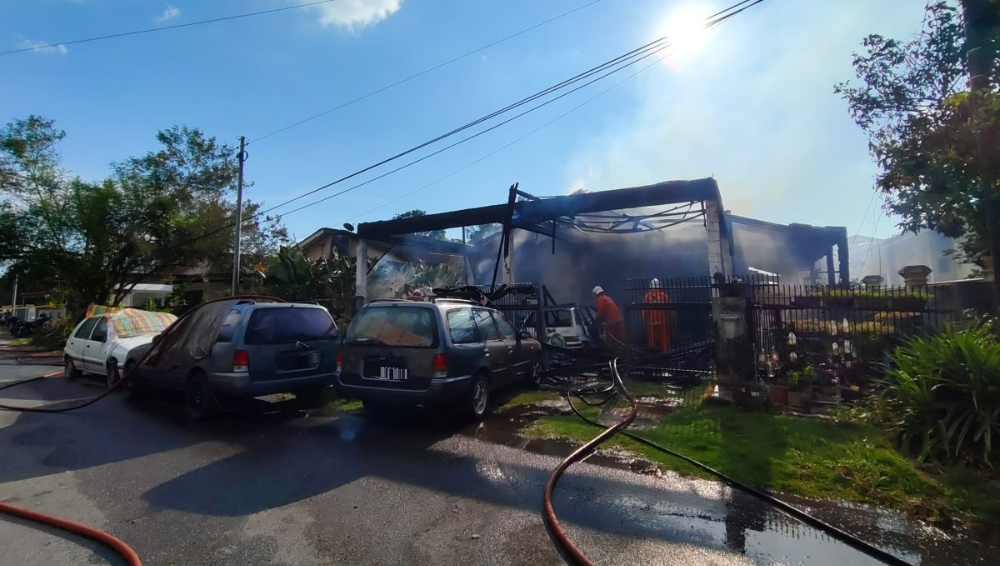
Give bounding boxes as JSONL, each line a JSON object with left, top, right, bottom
{"left": 306, "top": 0, "right": 403, "bottom": 29}
{"left": 16, "top": 39, "right": 68, "bottom": 54}
{"left": 157, "top": 5, "right": 180, "bottom": 22}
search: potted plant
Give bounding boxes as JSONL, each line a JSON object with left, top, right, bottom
{"left": 787, "top": 366, "right": 815, "bottom": 411}
{"left": 768, "top": 372, "right": 789, "bottom": 406}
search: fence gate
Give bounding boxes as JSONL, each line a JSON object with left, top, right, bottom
{"left": 623, "top": 277, "right": 716, "bottom": 383}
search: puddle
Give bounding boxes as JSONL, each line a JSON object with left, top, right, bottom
{"left": 463, "top": 397, "right": 997, "bottom": 565}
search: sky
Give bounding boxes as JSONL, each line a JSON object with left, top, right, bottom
{"left": 0, "top": 0, "right": 930, "bottom": 243}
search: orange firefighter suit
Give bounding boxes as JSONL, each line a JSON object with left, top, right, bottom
{"left": 595, "top": 292, "right": 625, "bottom": 349}
{"left": 642, "top": 288, "right": 671, "bottom": 353}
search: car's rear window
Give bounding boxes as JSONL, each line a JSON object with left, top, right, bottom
{"left": 243, "top": 307, "right": 338, "bottom": 345}
{"left": 347, "top": 307, "right": 437, "bottom": 347}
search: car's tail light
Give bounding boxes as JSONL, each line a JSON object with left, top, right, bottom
{"left": 432, "top": 353, "right": 448, "bottom": 378}
{"left": 336, "top": 351, "right": 343, "bottom": 373}
{"left": 233, "top": 350, "right": 250, "bottom": 372}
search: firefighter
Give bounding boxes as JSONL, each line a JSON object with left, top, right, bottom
{"left": 592, "top": 286, "right": 625, "bottom": 351}
{"left": 642, "top": 278, "right": 671, "bottom": 353}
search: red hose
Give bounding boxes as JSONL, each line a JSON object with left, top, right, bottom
{"left": 0, "top": 500, "right": 142, "bottom": 565}
{"left": 0, "top": 295, "right": 286, "bottom": 565}
{"left": 542, "top": 358, "right": 637, "bottom": 566}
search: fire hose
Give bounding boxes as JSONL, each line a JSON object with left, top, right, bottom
{"left": 542, "top": 333, "right": 912, "bottom": 566}
{"left": 0, "top": 295, "right": 285, "bottom": 566}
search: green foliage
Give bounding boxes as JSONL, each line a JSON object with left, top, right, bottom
{"left": 0, "top": 116, "right": 287, "bottom": 320}
{"left": 835, "top": 2, "right": 1000, "bottom": 264}
{"left": 262, "top": 246, "right": 356, "bottom": 317}
{"left": 881, "top": 323, "right": 1000, "bottom": 466}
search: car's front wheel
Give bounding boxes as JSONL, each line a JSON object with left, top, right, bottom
{"left": 467, "top": 373, "right": 491, "bottom": 420}
{"left": 106, "top": 360, "right": 121, "bottom": 389}
{"left": 121, "top": 361, "right": 143, "bottom": 402}
{"left": 64, "top": 357, "right": 82, "bottom": 380}
{"left": 524, "top": 361, "right": 542, "bottom": 389}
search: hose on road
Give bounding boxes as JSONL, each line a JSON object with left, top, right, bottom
{"left": 0, "top": 295, "right": 284, "bottom": 566}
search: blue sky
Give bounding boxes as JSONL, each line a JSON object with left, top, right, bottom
{"left": 1, "top": 0, "right": 927, "bottom": 242}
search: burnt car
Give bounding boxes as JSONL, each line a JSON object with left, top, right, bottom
{"left": 336, "top": 299, "right": 543, "bottom": 419}
{"left": 125, "top": 300, "right": 340, "bottom": 419}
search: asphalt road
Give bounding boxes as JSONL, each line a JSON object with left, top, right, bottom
{"left": 0, "top": 361, "right": 916, "bottom": 566}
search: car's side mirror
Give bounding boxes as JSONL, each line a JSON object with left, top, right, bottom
{"left": 519, "top": 330, "right": 532, "bottom": 340}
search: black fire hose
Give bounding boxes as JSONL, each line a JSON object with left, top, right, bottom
{"left": 546, "top": 339, "right": 912, "bottom": 566}
{"left": 0, "top": 295, "right": 285, "bottom": 414}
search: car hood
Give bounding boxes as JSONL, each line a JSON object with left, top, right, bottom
{"left": 112, "top": 334, "right": 159, "bottom": 351}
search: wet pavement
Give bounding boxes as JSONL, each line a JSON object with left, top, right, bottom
{"left": 0, "top": 361, "right": 993, "bottom": 565}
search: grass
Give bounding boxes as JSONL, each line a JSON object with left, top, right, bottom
{"left": 496, "top": 390, "right": 562, "bottom": 411}
{"left": 525, "top": 398, "right": 1000, "bottom": 524}
{"left": 318, "top": 388, "right": 364, "bottom": 412}
{"left": 5, "top": 337, "right": 31, "bottom": 347}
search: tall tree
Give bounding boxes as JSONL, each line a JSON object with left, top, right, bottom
{"left": 835, "top": 1, "right": 999, "bottom": 288}
{"left": 0, "top": 116, "right": 286, "bottom": 317}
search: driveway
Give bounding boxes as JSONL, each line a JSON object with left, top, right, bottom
{"left": 0, "top": 361, "right": 916, "bottom": 566}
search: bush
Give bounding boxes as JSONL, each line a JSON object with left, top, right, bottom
{"left": 881, "top": 323, "right": 1000, "bottom": 467}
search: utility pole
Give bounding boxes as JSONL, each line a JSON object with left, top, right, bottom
{"left": 960, "top": 0, "right": 1000, "bottom": 302}
{"left": 10, "top": 273, "right": 17, "bottom": 312}
{"left": 231, "top": 136, "right": 246, "bottom": 297}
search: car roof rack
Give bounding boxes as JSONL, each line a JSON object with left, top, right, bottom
{"left": 368, "top": 298, "right": 412, "bottom": 304}
{"left": 431, "top": 298, "right": 478, "bottom": 305}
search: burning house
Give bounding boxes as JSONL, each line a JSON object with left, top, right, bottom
{"left": 353, "top": 178, "right": 849, "bottom": 307}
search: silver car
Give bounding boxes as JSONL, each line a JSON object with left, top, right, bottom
{"left": 126, "top": 300, "right": 340, "bottom": 419}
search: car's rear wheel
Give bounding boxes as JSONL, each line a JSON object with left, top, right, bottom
{"left": 187, "top": 373, "right": 216, "bottom": 421}
{"left": 64, "top": 357, "right": 82, "bottom": 380}
{"left": 467, "top": 373, "right": 491, "bottom": 420}
{"left": 362, "top": 399, "right": 397, "bottom": 420}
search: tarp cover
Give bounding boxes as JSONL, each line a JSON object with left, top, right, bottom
{"left": 147, "top": 300, "right": 236, "bottom": 369}
{"left": 108, "top": 308, "right": 177, "bottom": 337}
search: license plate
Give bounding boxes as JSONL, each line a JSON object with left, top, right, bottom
{"left": 375, "top": 367, "right": 408, "bottom": 381}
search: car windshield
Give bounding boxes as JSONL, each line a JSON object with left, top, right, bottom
{"left": 346, "top": 306, "right": 436, "bottom": 347}
{"left": 243, "top": 307, "right": 338, "bottom": 345}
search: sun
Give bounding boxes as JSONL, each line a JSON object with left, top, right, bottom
{"left": 659, "top": 4, "right": 713, "bottom": 59}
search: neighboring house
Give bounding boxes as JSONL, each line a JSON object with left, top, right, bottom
{"left": 297, "top": 227, "right": 465, "bottom": 270}
{"left": 849, "top": 230, "right": 975, "bottom": 285}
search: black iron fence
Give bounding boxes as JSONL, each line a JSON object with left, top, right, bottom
{"left": 623, "top": 277, "right": 714, "bottom": 353}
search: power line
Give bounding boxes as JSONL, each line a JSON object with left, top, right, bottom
{"left": 858, "top": 201, "right": 886, "bottom": 275}
{"left": 155, "top": 0, "right": 766, "bottom": 254}
{"left": 250, "top": 0, "right": 608, "bottom": 145}
{"left": 341, "top": 52, "right": 670, "bottom": 224}
{"left": 1, "top": 0, "right": 341, "bottom": 56}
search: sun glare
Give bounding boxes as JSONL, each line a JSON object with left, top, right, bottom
{"left": 660, "top": 4, "right": 712, "bottom": 60}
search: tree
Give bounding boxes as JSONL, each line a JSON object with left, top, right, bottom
{"left": 391, "top": 209, "right": 446, "bottom": 240}
{"left": 261, "top": 246, "right": 356, "bottom": 318}
{"left": 835, "top": 2, "right": 999, "bottom": 284}
{"left": 0, "top": 116, "right": 287, "bottom": 318}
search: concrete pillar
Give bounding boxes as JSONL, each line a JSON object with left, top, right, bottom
{"left": 826, "top": 247, "right": 836, "bottom": 286}
{"left": 862, "top": 275, "right": 884, "bottom": 288}
{"left": 355, "top": 238, "right": 368, "bottom": 309}
{"left": 712, "top": 283, "right": 752, "bottom": 386}
{"left": 705, "top": 200, "right": 732, "bottom": 278}
{"left": 898, "top": 265, "right": 932, "bottom": 289}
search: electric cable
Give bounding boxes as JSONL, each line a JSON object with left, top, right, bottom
{"left": 250, "top": 0, "right": 608, "bottom": 144}
{"left": 1, "top": 0, "right": 342, "bottom": 56}
{"left": 132, "top": 0, "right": 765, "bottom": 258}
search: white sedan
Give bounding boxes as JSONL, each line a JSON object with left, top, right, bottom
{"left": 64, "top": 308, "right": 177, "bottom": 387}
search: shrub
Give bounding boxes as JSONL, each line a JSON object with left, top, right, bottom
{"left": 881, "top": 323, "right": 1000, "bottom": 467}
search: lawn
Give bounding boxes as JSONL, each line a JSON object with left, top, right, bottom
{"left": 525, "top": 398, "right": 1000, "bottom": 524}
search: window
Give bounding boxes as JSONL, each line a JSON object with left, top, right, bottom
{"left": 545, "top": 310, "right": 573, "bottom": 328}
{"left": 90, "top": 317, "right": 109, "bottom": 342}
{"left": 473, "top": 309, "right": 501, "bottom": 342}
{"left": 494, "top": 312, "right": 517, "bottom": 340}
{"left": 74, "top": 317, "right": 99, "bottom": 339}
{"left": 244, "top": 307, "right": 339, "bottom": 345}
{"left": 447, "top": 308, "right": 480, "bottom": 344}
{"left": 346, "top": 307, "right": 437, "bottom": 347}
{"left": 216, "top": 309, "right": 242, "bottom": 343}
